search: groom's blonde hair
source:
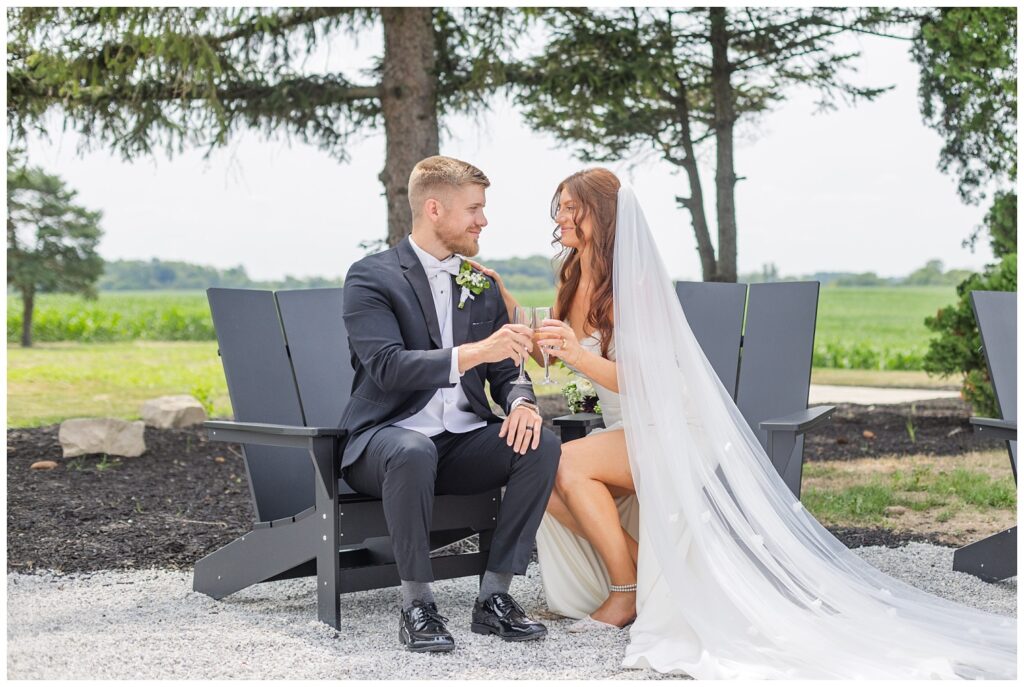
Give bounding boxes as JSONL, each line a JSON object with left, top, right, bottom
{"left": 408, "top": 156, "right": 490, "bottom": 219}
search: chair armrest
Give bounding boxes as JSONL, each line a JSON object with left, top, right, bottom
{"left": 204, "top": 420, "right": 346, "bottom": 438}
{"left": 760, "top": 405, "right": 836, "bottom": 435}
{"left": 553, "top": 413, "right": 605, "bottom": 442}
{"left": 970, "top": 417, "right": 1017, "bottom": 442}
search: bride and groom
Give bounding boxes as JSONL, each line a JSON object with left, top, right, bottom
{"left": 340, "top": 155, "right": 1016, "bottom": 678}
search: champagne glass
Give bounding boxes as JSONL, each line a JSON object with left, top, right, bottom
{"left": 534, "top": 306, "right": 555, "bottom": 384}
{"left": 512, "top": 305, "right": 535, "bottom": 385}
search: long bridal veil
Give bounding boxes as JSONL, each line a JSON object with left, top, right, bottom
{"left": 612, "top": 185, "right": 1016, "bottom": 679}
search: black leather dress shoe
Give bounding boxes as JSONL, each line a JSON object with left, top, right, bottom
{"left": 399, "top": 601, "right": 455, "bottom": 653}
{"left": 471, "top": 592, "right": 548, "bottom": 641}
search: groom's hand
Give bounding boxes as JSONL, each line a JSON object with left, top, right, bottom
{"left": 458, "top": 324, "right": 534, "bottom": 373}
{"left": 499, "top": 406, "right": 543, "bottom": 455}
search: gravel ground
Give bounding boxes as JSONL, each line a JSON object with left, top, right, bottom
{"left": 7, "top": 543, "right": 1015, "bottom": 680}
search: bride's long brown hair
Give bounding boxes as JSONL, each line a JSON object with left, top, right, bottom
{"left": 551, "top": 168, "right": 620, "bottom": 359}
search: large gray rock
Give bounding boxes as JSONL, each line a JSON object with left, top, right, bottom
{"left": 59, "top": 419, "right": 146, "bottom": 458}
{"left": 140, "top": 395, "right": 206, "bottom": 429}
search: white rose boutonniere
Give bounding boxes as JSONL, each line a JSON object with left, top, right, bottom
{"left": 455, "top": 260, "right": 491, "bottom": 309}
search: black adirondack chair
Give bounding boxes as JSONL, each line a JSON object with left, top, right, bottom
{"left": 555, "top": 281, "right": 835, "bottom": 498}
{"left": 192, "top": 288, "right": 499, "bottom": 628}
{"left": 952, "top": 291, "right": 1017, "bottom": 582}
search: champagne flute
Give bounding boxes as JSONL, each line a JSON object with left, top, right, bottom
{"left": 534, "top": 306, "right": 555, "bottom": 384}
{"left": 512, "top": 305, "right": 535, "bottom": 385}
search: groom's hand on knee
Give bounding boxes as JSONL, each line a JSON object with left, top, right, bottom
{"left": 499, "top": 406, "right": 543, "bottom": 455}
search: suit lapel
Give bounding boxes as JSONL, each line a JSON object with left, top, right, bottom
{"left": 451, "top": 275, "right": 472, "bottom": 346}
{"left": 397, "top": 237, "right": 443, "bottom": 349}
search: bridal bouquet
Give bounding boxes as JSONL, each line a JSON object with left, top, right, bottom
{"left": 563, "top": 376, "right": 601, "bottom": 415}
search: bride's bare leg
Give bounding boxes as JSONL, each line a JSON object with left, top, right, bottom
{"left": 549, "top": 486, "right": 638, "bottom": 565}
{"left": 608, "top": 484, "right": 640, "bottom": 566}
{"left": 556, "top": 429, "right": 637, "bottom": 627}
{"left": 546, "top": 489, "right": 585, "bottom": 537}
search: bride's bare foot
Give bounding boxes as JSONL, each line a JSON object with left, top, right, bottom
{"left": 590, "top": 591, "right": 637, "bottom": 628}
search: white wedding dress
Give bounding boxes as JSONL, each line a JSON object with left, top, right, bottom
{"left": 535, "top": 185, "right": 1016, "bottom": 679}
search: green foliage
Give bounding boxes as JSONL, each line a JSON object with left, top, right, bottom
{"left": 509, "top": 8, "right": 896, "bottom": 281}
{"left": 912, "top": 9, "right": 1017, "bottom": 415}
{"left": 7, "top": 150, "right": 105, "bottom": 345}
{"left": 832, "top": 272, "right": 893, "bottom": 288}
{"left": 7, "top": 8, "right": 518, "bottom": 162}
{"left": 980, "top": 190, "right": 1017, "bottom": 258}
{"left": 7, "top": 8, "right": 379, "bottom": 160}
{"left": 812, "top": 341, "right": 925, "bottom": 372}
{"left": 97, "top": 258, "right": 344, "bottom": 290}
{"left": 902, "top": 259, "right": 975, "bottom": 286}
{"left": 912, "top": 7, "right": 1017, "bottom": 204}
{"left": 923, "top": 254, "right": 1016, "bottom": 416}
{"left": 6, "top": 292, "right": 214, "bottom": 342}
{"left": 189, "top": 380, "right": 216, "bottom": 417}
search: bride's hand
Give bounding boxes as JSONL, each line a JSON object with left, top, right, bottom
{"left": 537, "top": 319, "right": 583, "bottom": 367}
{"left": 464, "top": 258, "right": 518, "bottom": 320}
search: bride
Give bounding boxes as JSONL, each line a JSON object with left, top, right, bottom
{"left": 469, "top": 167, "right": 1016, "bottom": 679}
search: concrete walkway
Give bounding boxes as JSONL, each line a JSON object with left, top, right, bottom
{"left": 809, "top": 385, "right": 961, "bottom": 406}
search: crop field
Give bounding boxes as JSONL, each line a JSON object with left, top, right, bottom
{"left": 7, "top": 286, "right": 961, "bottom": 427}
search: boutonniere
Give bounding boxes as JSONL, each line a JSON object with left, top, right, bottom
{"left": 455, "top": 260, "right": 491, "bottom": 309}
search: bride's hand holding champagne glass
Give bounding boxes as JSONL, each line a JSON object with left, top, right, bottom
{"left": 536, "top": 318, "right": 583, "bottom": 369}
{"left": 533, "top": 307, "right": 556, "bottom": 384}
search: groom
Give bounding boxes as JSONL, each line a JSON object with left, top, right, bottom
{"left": 340, "top": 155, "right": 561, "bottom": 652}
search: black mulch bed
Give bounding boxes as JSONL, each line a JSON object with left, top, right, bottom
{"left": 8, "top": 396, "right": 993, "bottom": 574}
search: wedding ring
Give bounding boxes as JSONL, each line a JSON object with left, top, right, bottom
{"left": 524, "top": 426, "right": 534, "bottom": 433}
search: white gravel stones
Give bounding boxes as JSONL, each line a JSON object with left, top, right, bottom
{"left": 7, "top": 544, "right": 1015, "bottom": 679}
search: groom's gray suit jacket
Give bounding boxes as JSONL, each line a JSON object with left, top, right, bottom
{"left": 339, "top": 236, "right": 536, "bottom": 470}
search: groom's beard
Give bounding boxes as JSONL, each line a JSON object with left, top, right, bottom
{"left": 439, "top": 225, "right": 482, "bottom": 257}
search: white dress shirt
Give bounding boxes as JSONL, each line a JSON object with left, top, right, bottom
{"left": 393, "top": 236, "right": 489, "bottom": 436}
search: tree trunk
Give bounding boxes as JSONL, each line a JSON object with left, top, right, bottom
{"left": 379, "top": 8, "right": 441, "bottom": 247}
{"left": 710, "top": 7, "right": 738, "bottom": 283}
{"left": 673, "top": 81, "right": 718, "bottom": 281}
{"left": 20, "top": 286, "right": 34, "bottom": 348}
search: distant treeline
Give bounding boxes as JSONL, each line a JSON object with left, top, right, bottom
{"left": 739, "top": 259, "right": 974, "bottom": 287}
{"left": 97, "top": 259, "right": 343, "bottom": 290}
{"left": 91, "top": 256, "right": 967, "bottom": 291}
{"left": 96, "top": 256, "right": 559, "bottom": 291}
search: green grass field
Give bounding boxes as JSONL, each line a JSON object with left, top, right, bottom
{"left": 7, "top": 286, "right": 960, "bottom": 427}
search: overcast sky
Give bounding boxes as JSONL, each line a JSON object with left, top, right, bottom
{"left": 21, "top": 23, "right": 996, "bottom": 283}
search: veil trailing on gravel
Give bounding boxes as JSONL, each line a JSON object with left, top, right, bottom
{"left": 611, "top": 185, "right": 1016, "bottom": 679}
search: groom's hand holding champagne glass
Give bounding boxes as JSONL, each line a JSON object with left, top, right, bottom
{"left": 457, "top": 323, "right": 534, "bottom": 372}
